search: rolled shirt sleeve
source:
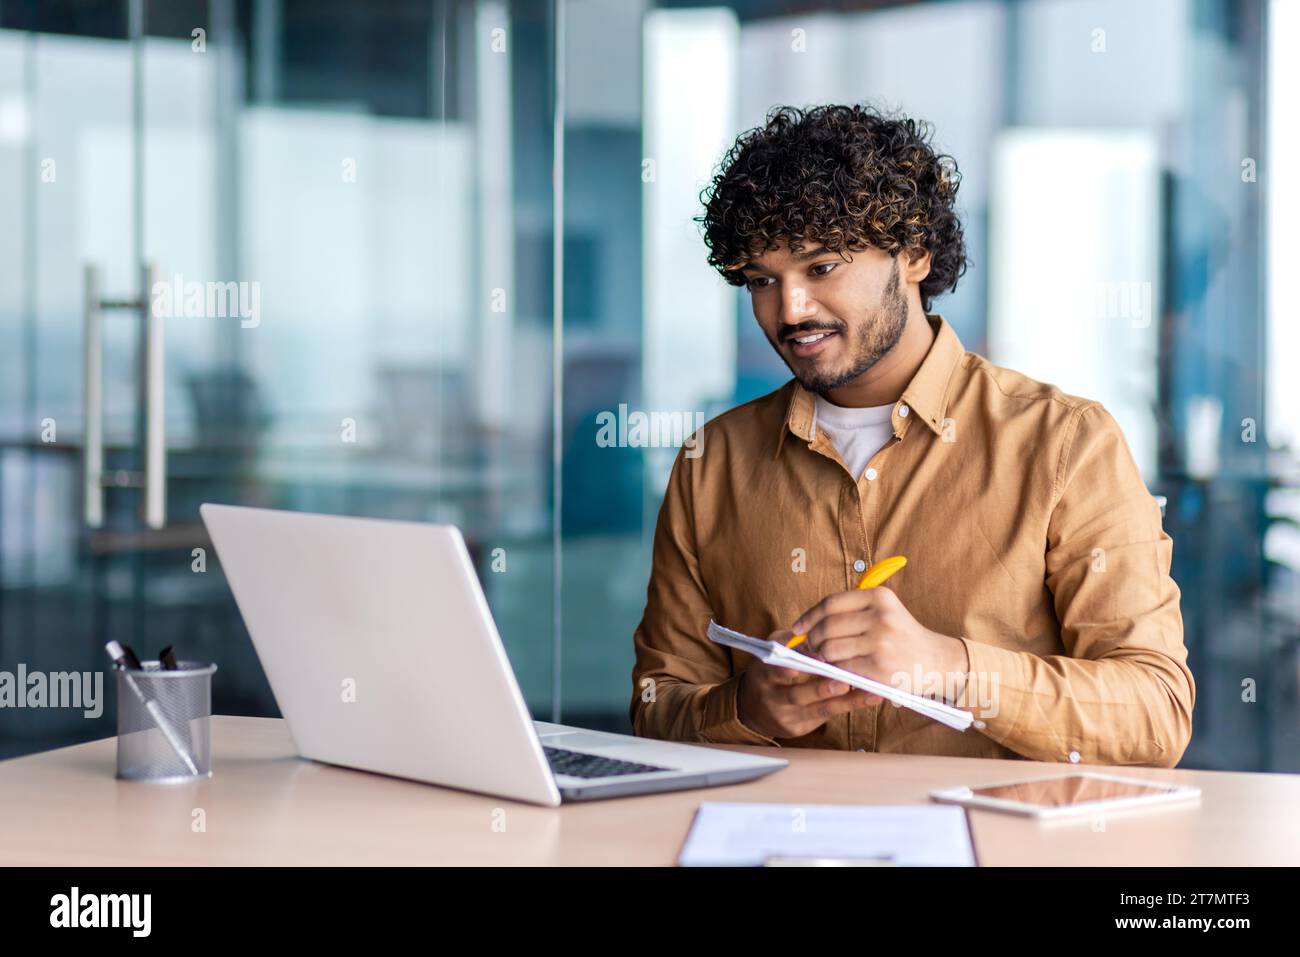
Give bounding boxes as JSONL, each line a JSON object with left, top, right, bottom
{"left": 955, "top": 402, "right": 1195, "bottom": 766}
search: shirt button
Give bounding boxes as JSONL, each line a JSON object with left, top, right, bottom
{"left": 1068, "top": 750, "right": 1081, "bottom": 764}
{"left": 898, "top": 404, "right": 909, "bottom": 417}
{"left": 865, "top": 467, "right": 878, "bottom": 481}
{"left": 853, "top": 559, "right": 866, "bottom": 573}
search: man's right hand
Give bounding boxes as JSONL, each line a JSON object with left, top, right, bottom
{"left": 735, "top": 628, "right": 880, "bottom": 740}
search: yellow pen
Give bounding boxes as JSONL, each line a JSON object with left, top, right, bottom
{"left": 785, "top": 555, "right": 908, "bottom": 649}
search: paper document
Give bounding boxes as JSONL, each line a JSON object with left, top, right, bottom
{"left": 678, "top": 802, "right": 976, "bottom": 866}
{"left": 707, "top": 619, "right": 973, "bottom": 731}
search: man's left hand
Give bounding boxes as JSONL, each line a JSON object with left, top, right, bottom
{"left": 791, "top": 586, "right": 970, "bottom": 705}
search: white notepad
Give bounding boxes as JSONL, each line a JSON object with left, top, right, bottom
{"left": 707, "top": 619, "right": 973, "bottom": 731}
{"left": 678, "top": 802, "right": 977, "bottom": 866}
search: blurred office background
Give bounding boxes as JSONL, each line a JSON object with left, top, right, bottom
{"left": 0, "top": 0, "right": 1295, "bottom": 772}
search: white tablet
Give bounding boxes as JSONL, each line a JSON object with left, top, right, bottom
{"left": 930, "top": 772, "right": 1201, "bottom": 819}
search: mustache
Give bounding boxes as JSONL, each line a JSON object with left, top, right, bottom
{"left": 781, "top": 323, "right": 842, "bottom": 343}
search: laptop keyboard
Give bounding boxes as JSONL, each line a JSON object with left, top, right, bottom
{"left": 543, "top": 746, "right": 673, "bottom": 779}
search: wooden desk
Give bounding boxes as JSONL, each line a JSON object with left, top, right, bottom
{"left": 2, "top": 715, "right": 1297, "bottom": 866}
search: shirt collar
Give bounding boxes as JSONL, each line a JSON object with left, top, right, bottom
{"left": 773, "top": 313, "right": 965, "bottom": 459}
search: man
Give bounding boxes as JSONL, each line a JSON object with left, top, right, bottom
{"left": 629, "top": 104, "right": 1194, "bottom": 766}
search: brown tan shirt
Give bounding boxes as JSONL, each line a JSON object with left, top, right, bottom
{"left": 629, "top": 314, "right": 1194, "bottom": 767}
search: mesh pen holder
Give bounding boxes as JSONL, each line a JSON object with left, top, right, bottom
{"left": 115, "top": 661, "right": 217, "bottom": 781}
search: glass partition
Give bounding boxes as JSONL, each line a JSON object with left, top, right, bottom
{"left": 0, "top": 0, "right": 560, "bottom": 756}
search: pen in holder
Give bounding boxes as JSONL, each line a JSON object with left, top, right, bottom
{"left": 114, "top": 659, "right": 217, "bottom": 781}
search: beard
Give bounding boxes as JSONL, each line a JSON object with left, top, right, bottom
{"left": 779, "top": 256, "right": 908, "bottom": 397}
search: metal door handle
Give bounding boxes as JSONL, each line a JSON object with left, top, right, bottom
{"left": 141, "top": 263, "right": 165, "bottom": 529}
{"left": 82, "top": 265, "right": 104, "bottom": 528}
{"left": 81, "top": 261, "right": 165, "bottom": 529}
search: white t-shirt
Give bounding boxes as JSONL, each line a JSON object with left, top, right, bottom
{"left": 812, "top": 394, "right": 895, "bottom": 481}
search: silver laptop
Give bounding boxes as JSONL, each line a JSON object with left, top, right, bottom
{"left": 199, "top": 504, "right": 786, "bottom": 806}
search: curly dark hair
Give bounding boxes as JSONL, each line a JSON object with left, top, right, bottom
{"left": 696, "top": 103, "right": 968, "bottom": 311}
